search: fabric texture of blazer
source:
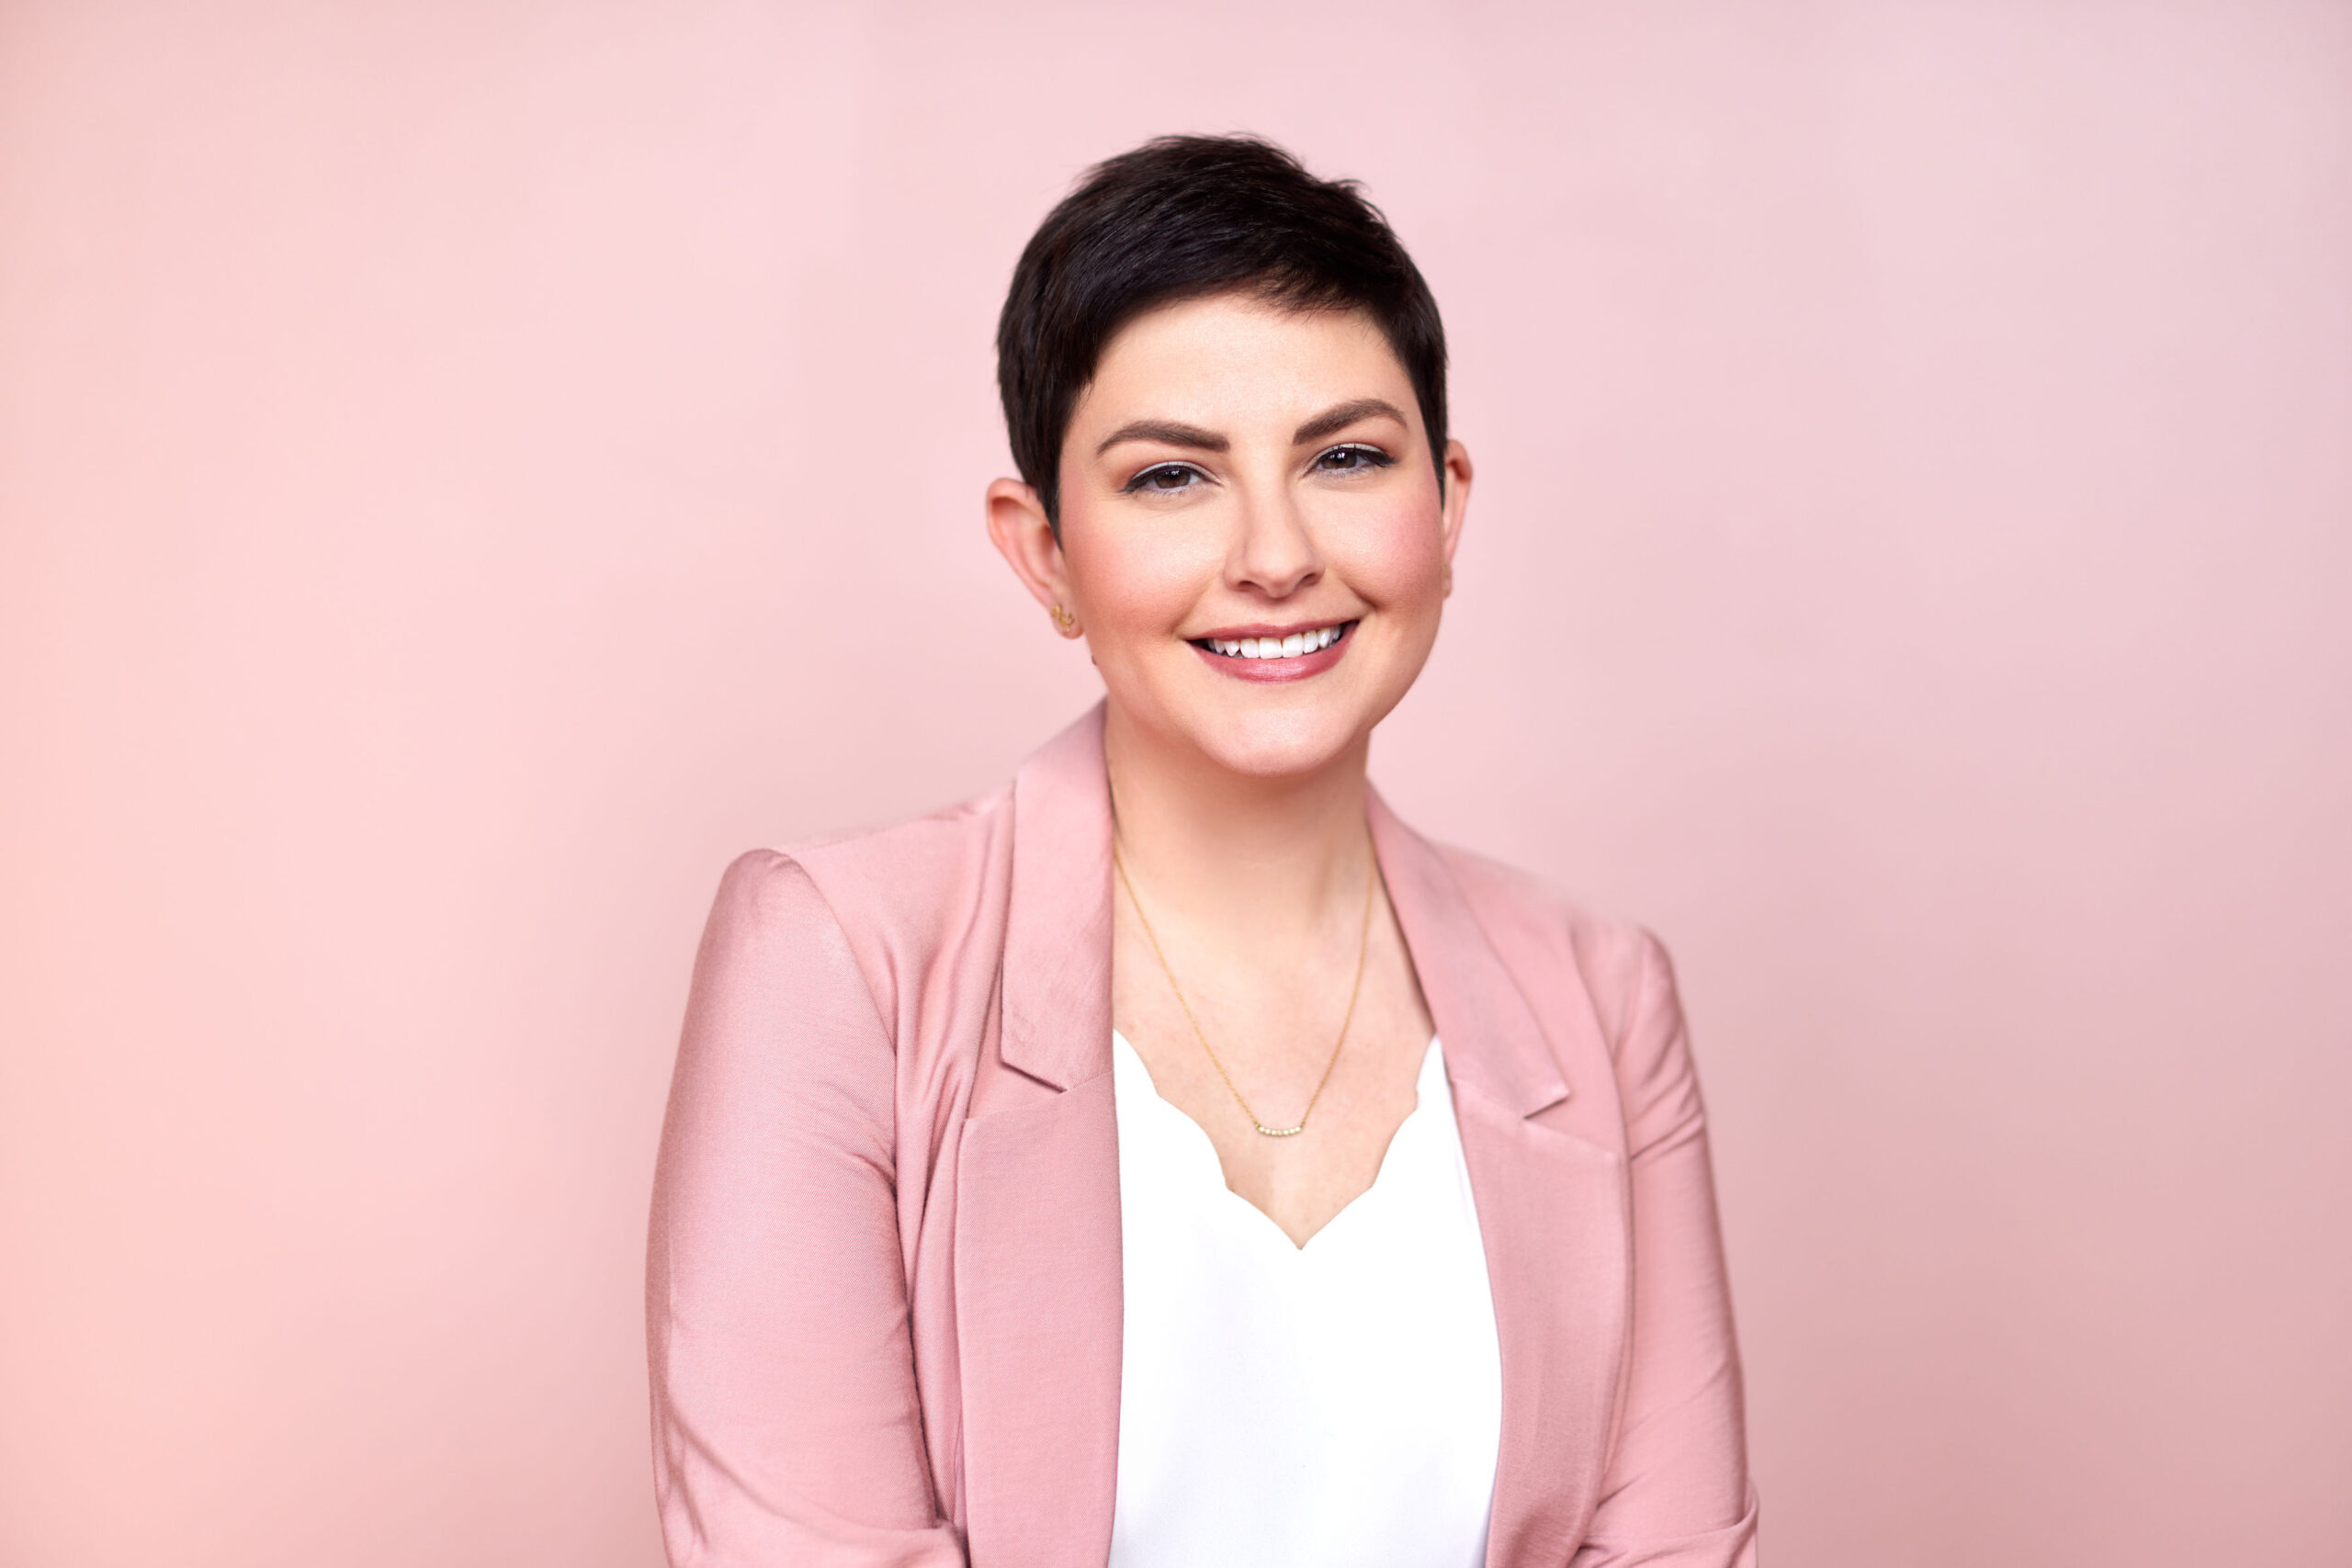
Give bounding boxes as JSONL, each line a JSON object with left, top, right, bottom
{"left": 647, "top": 705, "right": 1758, "bottom": 1567}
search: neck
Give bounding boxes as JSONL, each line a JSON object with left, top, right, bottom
{"left": 1102, "top": 703, "right": 1374, "bottom": 947}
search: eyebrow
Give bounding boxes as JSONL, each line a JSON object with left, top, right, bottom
{"left": 1292, "top": 397, "right": 1408, "bottom": 447}
{"left": 1094, "top": 420, "right": 1229, "bottom": 457}
{"left": 1092, "top": 398, "right": 1410, "bottom": 460}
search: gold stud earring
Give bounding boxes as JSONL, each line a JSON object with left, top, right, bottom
{"left": 1049, "top": 602, "right": 1080, "bottom": 637}
{"left": 1441, "top": 561, "right": 1453, "bottom": 597}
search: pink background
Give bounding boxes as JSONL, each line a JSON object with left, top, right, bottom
{"left": 4, "top": 3, "right": 2348, "bottom": 1564}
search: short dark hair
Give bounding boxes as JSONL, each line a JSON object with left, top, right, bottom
{"left": 996, "top": 134, "right": 1449, "bottom": 533}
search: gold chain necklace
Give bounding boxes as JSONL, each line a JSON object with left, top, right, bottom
{"left": 1111, "top": 837, "right": 1377, "bottom": 1138}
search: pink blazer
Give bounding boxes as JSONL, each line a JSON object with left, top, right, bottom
{"left": 648, "top": 705, "right": 1758, "bottom": 1567}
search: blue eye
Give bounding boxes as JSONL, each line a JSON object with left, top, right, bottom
{"left": 1315, "top": 444, "right": 1395, "bottom": 474}
{"left": 1124, "top": 463, "right": 1204, "bottom": 494}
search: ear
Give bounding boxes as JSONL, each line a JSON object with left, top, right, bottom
{"left": 986, "top": 477, "right": 1073, "bottom": 617}
{"left": 1439, "top": 439, "right": 1473, "bottom": 591}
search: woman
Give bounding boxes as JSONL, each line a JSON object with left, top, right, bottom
{"left": 648, "top": 136, "right": 1756, "bottom": 1568}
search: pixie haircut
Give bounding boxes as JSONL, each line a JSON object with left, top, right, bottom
{"left": 996, "top": 134, "right": 1449, "bottom": 533}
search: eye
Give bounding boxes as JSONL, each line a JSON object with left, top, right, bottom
{"left": 1122, "top": 462, "right": 1208, "bottom": 495}
{"left": 1312, "top": 444, "right": 1396, "bottom": 475}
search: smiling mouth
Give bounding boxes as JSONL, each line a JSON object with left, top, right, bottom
{"left": 1189, "top": 621, "right": 1356, "bottom": 660}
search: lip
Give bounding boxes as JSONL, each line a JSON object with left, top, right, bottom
{"left": 1187, "top": 619, "right": 1357, "bottom": 683}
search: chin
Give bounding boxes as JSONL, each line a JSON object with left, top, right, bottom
{"left": 1182, "top": 702, "right": 1377, "bottom": 781}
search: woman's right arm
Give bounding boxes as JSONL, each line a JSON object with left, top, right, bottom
{"left": 647, "top": 851, "right": 965, "bottom": 1568}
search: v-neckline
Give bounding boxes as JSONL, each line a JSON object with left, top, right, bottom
{"left": 1110, "top": 1030, "right": 1446, "bottom": 1253}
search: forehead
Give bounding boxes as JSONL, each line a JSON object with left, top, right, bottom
{"left": 1070, "top": 293, "right": 1417, "bottom": 434}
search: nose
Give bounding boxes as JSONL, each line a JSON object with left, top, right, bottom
{"left": 1227, "top": 478, "right": 1321, "bottom": 600}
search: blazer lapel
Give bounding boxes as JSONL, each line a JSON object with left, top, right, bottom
{"left": 954, "top": 705, "right": 1124, "bottom": 1568}
{"left": 1370, "top": 794, "right": 1631, "bottom": 1568}
{"left": 951, "top": 728, "right": 1629, "bottom": 1568}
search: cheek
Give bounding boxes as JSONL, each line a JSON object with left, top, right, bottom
{"left": 1339, "top": 498, "right": 1448, "bottom": 609}
{"left": 1060, "top": 507, "right": 1215, "bottom": 638}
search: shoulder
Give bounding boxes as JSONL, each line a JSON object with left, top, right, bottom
{"left": 715, "top": 779, "right": 1013, "bottom": 925}
{"left": 1427, "top": 837, "right": 1678, "bottom": 1050}
{"left": 702, "top": 779, "right": 1020, "bottom": 1035}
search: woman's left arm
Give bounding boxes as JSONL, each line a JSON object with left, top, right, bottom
{"left": 1573, "top": 931, "right": 1760, "bottom": 1568}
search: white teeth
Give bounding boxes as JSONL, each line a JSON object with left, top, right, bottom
{"left": 1205, "top": 623, "right": 1349, "bottom": 658}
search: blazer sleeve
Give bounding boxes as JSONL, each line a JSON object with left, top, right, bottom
{"left": 647, "top": 851, "right": 965, "bottom": 1568}
{"left": 1571, "top": 931, "right": 1760, "bottom": 1568}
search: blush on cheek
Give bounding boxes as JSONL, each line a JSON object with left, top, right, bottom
{"left": 1058, "top": 513, "right": 1228, "bottom": 648}
{"left": 1336, "top": 490, "right": 1446, "bottom": 581}
{"left": 1341, "top": 541, "right": 1447, "bottom": 620}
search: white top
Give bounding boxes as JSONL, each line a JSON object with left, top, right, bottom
{"left": 1107, "top": 1031, "right": 1503, "bottom": 1568}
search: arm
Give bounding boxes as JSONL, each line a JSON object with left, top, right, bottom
{"left": 1572, "top": 931, "right": 1759, "bottom": 1567}
{"left": 647, "top": 851, "right": 964, "bottom": 1568}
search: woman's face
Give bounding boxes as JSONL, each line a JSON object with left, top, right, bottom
{"left": 993, "top": 291, "right": 1471, "bottom": 782}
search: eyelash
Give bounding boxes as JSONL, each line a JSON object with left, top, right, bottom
{"left": 1122, "top": 462, "right": 1209, "bottom": 495}
{"left": 1118, "top": 445, "right": 1396, "bottom": 495}
{"left": 1314, "top": 443, "right": 1395, "bottom": 474}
